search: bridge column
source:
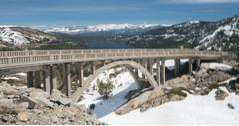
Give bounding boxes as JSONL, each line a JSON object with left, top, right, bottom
{"left": 34, "top": 71, "right": 41, "bottom": 88}
{"left": 43, "top": 66, "right": 51, "bottom": 95}
{"left": 27, "top": 71, "right": 34, "bottom": 88}
{"left": 174, "top": 58, "right": 180, "bottom": 77}
{"left": 92, "top": 62, "right": 96, "bottom": 74}
{"left": 50, "top": 65, "right": 58, "bottom": 90}
{"left": 156, "top": 59, "right": 161, "bottom": 85}
{"left": 160, "top": 59, "right": 165, "bottom": 85}
{"left": 141, "top": 59, "right": 147, "bottom": 79}
{"left": 77, "top": 63, "right": 84, "bottom": 87}
{"left": 196, "top": 58, "right": 201, "bottom": 70}
{"left": 148, "top": 59, "right": 154, "bottom": 75}
{"left": 189, "top": 58, "right": 193, "bottom": 74}
{"left": 64, "top": 63, "right": 71, "bottom": 96}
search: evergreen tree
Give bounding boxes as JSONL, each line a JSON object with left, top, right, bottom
{"left": 97, "top": 79, "right": 114, "bottom": 99}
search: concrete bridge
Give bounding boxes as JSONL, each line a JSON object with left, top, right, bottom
{"left": 0, "top": 49, "right": 227, "bottom": 102}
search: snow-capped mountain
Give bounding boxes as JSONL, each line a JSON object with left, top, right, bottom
{"left": 44, "top": 24, "right": 159, "bottom": 33}
{"left": 0, "top": 26, "right": 57, "bottom": 47}
{"left": 127, "top": 15, "right": 239, "bottom": 51}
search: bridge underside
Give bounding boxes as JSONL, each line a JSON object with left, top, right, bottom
{"left": 0, "top": 56, "right": 220, "bottom": 102}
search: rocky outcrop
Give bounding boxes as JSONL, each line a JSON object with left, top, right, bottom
{"left": 0, "top": 82, "right": 101, "bottom": 125}
{"left": 215, "top": 89, "right": 229, "bottom": 100}
{"left": 116, "top": 87, "right": 187, "bottom": 115}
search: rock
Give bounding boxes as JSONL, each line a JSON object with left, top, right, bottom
{"left": 227, "top": 103, "right": 235, "bottom": 109}
{"left": 15, "top": 102, "right": 29, "bottom": 113}
{"left": 50, "top": 89, "right": 72, "bottom": 106}
{"left": 29, "top": 88, "right": 49, "bottom": 99}
{"left": 0, "top": 99, "right": 15, "bottom": 113}
{"left": 17, "top": 112, "right": 29, "bottom": 122}
{"left": 19, "top": 96, "right": 37, "bottom": 109}
{"left": 115, "top": 91, "right": 152, "bottom": 115}
{"left": 0, "top": 82, "right": 18, "bottom": 96}
{"left": 215, "top": 89, "right": 229, "bottom": 100}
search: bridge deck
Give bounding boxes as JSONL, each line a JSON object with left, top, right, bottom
{"left": 0, "top": 49, "right": 226, "bottom": 69}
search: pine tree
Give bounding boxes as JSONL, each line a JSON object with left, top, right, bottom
{"left": 97, "top": 79, "right": 114, "bottom": 99}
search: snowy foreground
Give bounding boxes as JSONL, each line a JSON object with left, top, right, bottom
{"left": 78, "top": 62, "right": 239, "bottom": 125}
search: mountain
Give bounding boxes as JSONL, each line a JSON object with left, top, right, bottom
{"left": 127, "top": 15, "right": 239, "bottom": 51}
{"left": 44, "top": 24, "right": 159, "bottom": 34}
{"left": 0, "top": 26, "right": 57, "bottom": 48}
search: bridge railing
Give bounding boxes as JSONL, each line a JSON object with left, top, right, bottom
{"left": 0, "top": 49, "right": 223, "bottom": 68}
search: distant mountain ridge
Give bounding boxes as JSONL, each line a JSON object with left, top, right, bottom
{"left": 127, "top": 15, "right": 239, "bottom": 51}
{"left": 43, "top": 24, "right": 159, "bottom": 33}
{"left": 0, "top": 26, "right": 57, "bottom": 48}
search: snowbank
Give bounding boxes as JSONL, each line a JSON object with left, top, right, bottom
{"left": 79, "top": 69, "right": 139, "bottom": 119}
{"left": 99, "top": 87, "right": 239, "bottom": 125}
{"left": 201, "top": 63, "right": 233, "bottom": 71}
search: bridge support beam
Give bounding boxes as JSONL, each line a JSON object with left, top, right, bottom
{"left": 161, "top": 59, "right": 165, "bottom": 85}
{"left": 64, "top": 63, "right": 71, "bottom": 96}
{"left": 27, "top": 71, "right": 34, "bottom": 88}
{"left": 174, "top": 58, "right": 180, "bottom": 77}
{"left": 50, "top": 65, "right": 58, "bottom": 90}
{"left": 196, "top": 59, "right": 201, "bottom": 70}
{"left": 43, "top": 66, "right": 51, "bottom": 95}
{"left": 156, "top": 59, "right": 161, "bottom": 85}
{"left": 189, "top": 58, "right": 193, "bottom": 74}
{"left": 77, "top": 63, "right": 84, "bottom": 87}
{"left": 148, "top": 59, "right": 154, "bottom": 75}
{"left": 34, "top": 71, "right": 41, "bottom": 88}
{"left": 92, "top": 62, "right": 96, "bottom": 74}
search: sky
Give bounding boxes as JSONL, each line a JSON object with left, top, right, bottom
{"left": 0, "top": 0, "right": 239, "bottom": 26}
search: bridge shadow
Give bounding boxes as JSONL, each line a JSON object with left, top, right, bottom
{"left": 93, "top": 81, "right": 137, "bottom": 119}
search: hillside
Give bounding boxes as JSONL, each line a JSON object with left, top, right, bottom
{"left": 127, "top": 15, "right": 239, "bottom": 51}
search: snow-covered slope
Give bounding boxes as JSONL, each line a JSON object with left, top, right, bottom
{"left": 128, "top": 15, "right": 239, "bottom": 50}
{"left": 0, "top": 27, "right": 30, "bottom": 46}
{"left": 0, "top": 26, "right": 57, "bottom": 47}
{"left": 196, "top": 17, "right": 239, "bottom": 50}
{"left": 44, "top": 24, "right": 159, "bottom": 33}
{"left": 79, "top": 62, "right": 239, "bottom": 125}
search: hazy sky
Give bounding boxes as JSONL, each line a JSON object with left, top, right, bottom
{"left": 0, "top": 0, "right": 239, "bottom": 26}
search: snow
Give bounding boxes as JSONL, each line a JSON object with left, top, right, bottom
{"left": 44, "top": 24, "right": 159, "bottom": 33}
{"left": 99, "top": 87, "right": 239, "bottom": 125}
{"left": 2, "top": 76, "right": 20, "bottom": 80}
{"left": 201, "top": 63, "right": 233, "bottom": 71}
{"left": 79, "top": 62, "right": 238, "bottom": 125}
{"left": 0, "top": 27, "right": 30, "bottom": 46}
{"left": 79, "top": 68, "right": 139, "bottom": 119}
{"left": 196, "top": 22, "right": 239, "bottom": 50}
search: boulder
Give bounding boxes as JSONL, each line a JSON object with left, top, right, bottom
{"left": 215, "top": 89, "right": 229, "bottom": 100}
{"left": 0, "top": 99, "right": 15, "bottom": 113}
{"left": 15, "top": 102, "right": 29, "bottom": 113}
{"left": 50, "top": 89, "right": 72, "bottom": 106}
{"left": 17, "top": 112, "right": 29, "bottom": 122}
{"left": 29, "top": 88, "right": 49, "bottom": 99}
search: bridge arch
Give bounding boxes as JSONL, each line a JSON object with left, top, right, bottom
{"left": 71, "top": 60, "right": 159, "bottom": 102}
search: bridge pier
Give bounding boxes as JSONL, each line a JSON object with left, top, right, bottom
{"left": 148, "top": 59, "right": 154, "bottom": 75}
{"left": 174, "top": 58, "right": 180, "bottom": 77}
{"left": 196, "top": 59, "right": 201, "bottom": 70}
{"left": 160, "top": 59, "right": 165, "bottom": 85}
{"left": 27, "top": 71, "right": 34, "bottom": 88}
{"left": 64, "top": 63, "right": 71, "bottom": 96}
{"left": 92, "top": 62, "right": 96, "bottom": 74}
{"left": 43, "top": 65, "right": 51, "bottom": 95}
{"left": 189, "top": 58, "right": 193, "bottom": 74}
{"left": 77, "top": 63, "right": 84, "bottom": 87}
{"left": 34, "top": 71, "right": 42, "bottom": 88}
{"left": 156, "top": 59, "right": 161, "bottom": 85}
{"left": 50, "top": 65, "right": 58, "bottom": 90}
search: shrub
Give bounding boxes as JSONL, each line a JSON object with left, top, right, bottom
{"left": 97, "top": 79, "right": 114, "bottom": 99}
